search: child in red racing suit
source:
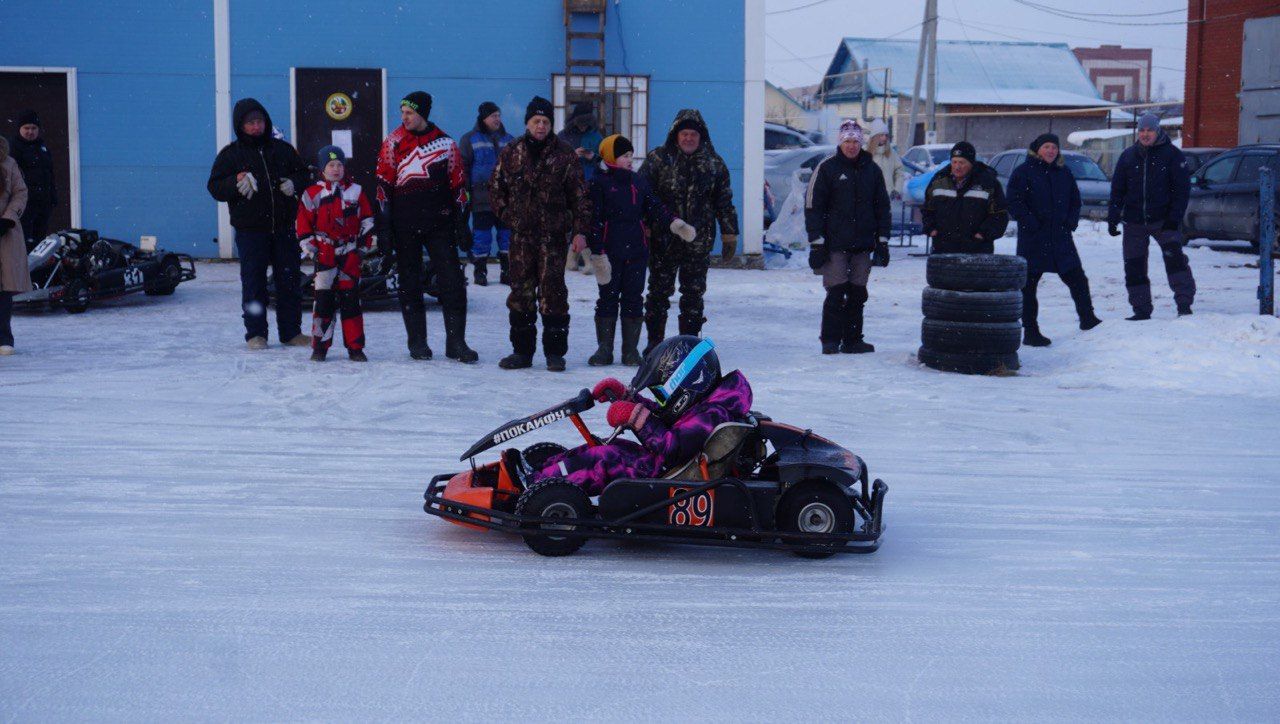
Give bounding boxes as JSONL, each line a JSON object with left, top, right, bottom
{"left": 297, "top": 145, "right": 375, "bottom": 361}
{"left": 532, "top": 336, "right": 753, "bottom": 495}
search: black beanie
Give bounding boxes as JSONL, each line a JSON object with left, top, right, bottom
{"left": 525, "top": 96, "right": 553, "bottom": 124}
{"left": 17, "top": 109, "right": 39, "bottom": 128}
{"left": 477, "top": 101, "right": 500, "bottom": 125}
{"left": 401, "top": 91, "right": 432, "bottom": 121}
{"left": 1030, "top": 133, "right": 1060, "bottom": 154}
{"left": 950, "top": 141, "right": 976, "bottom": 164}
{"left": 673, "top": 117, "right": 702, "bottom": 135}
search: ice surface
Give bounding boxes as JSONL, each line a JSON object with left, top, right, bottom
{"left": 2, "top": 227, "right": 1277, "bottom": 720}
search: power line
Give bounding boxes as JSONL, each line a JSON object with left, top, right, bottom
{"left": 1011, "top": 1, "right": 1183, "bottom": 18}
{"left": 1011, "top": 0, "right": 1260, "bottom": 27}
{"left": 766, "top": 0, "right": 842, "bottom": 15}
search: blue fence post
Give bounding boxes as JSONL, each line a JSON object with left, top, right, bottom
{"left": 1260, "top": 166, "right": 1275, "bottom": 316}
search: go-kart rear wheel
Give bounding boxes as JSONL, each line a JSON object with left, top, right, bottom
{"left": 514, "top": 478, "right": 593, "bottom": 557}
{"left": 522, "top": 442, "right": 568, "bottom": 470}
{"left": 778, "top": 481, "right": 854, "bottom": 559}
{"left": 61, "top": 280, "right": 91, "bottom": 314}
{"left": 145, "top": 256, "right": 182, "bottom": 296}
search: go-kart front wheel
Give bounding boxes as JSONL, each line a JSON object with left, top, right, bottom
{"left": 514, "top": 479, "right": 593, "bottom": 557}
{"left": 145, "top": 256, "right": 182, "bottom": 296}
{"left": 778, "top": 481, "right": 854, "bottom": 559}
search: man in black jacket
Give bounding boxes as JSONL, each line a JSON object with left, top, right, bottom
{"left": 9, "top": 110, "right": 57, "bottom": 249}
{"left": 804, "top": 120, "right": 891, "bottom": 354}
{"left": 1108, "top": 113, "right": 1194, "bottom": 319}
{"left": 207, "top": 98, "right": 312, "bottom": 349}
{"left": 921, "top": 141, "right": 1008, "bottom": 254}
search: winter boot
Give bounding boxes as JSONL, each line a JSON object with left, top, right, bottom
{"left": 1023, "top": 327, "right": 1052, "bottom": 347}
{"left": 399, "top": 293, "right": 432, "bottom": 360}
{"left": 643, "top": 314, "right": 667, "bottom": 356}
{"left": 543, "top": 314, "right": 570, "bottom": 371}
{"left": 498, "top": 253, "right": 510, "bottom": 285}
{"left": 841, "top": 285, "right": 874, "bottom": 354}
{"left": 1064, "top": 269, "right": 1102, "bottom": 330}
{"left": 1177, "top": 304, "right": 1193, "bottom": 316}
{"left": 473, "top": 257, "right": 488, "bottom": 287}
{"left": 310, "top": 348, "right": 327, "bottom": 362}
{"left": 677, "top": 313, "right": 705, "bottom": 337}
{"left": 347, "top": 349, "right": 368, "bottom": 362}
{"left": 588, "top": 314, "right": 616, "bottom": 366}
{"left": 1126, "top": 312, "right": 1151, "bottom": 321}
{"left": 579, "top": 248, "right": 595, "bottom": 275}
{"left": 620, "top": 317, "right": 644, "bottom": 366}
{"left": 443, "top": 308, "right": 479, "bottom": 363}
{"left": 499, "top": 311, "right": 537, "bottom": 369}
{"left": 820, "top": 286, "right": 844, "bottom": 354}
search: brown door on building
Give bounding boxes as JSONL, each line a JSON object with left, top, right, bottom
{"left": 293, "top": 68, "right": 383, "bottom": 203}
{"left": 0, "top": 71, "right": 73, "bottom": 234}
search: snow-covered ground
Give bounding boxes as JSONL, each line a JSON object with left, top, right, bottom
{"left": 2, "top": 227, "right": 1278, "bottom": 720}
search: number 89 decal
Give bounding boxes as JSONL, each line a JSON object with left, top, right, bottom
{"left": 668, "top": 487, "right": 715, "bottom": 527}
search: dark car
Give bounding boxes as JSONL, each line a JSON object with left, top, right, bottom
{"left": 1183, "top": 144, "right": 1280, "bottom": 251}
{"left": 1180, "top": 147, "right": 1226, "bottom": 175}
{"left": 989, "top": 149, "right": 1112, "bottom": 222}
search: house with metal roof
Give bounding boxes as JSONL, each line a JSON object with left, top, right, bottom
{"left": 819, "top": 37, "right": 1112, "bottom": 158}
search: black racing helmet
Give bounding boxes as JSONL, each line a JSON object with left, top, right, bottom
{"left": 630, "top": 336, "right": 721, "bottom": 423}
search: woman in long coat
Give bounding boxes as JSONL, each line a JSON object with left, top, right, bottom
{"left": 1007, "top": 133, "right": 1101, "bottom": 346}
{"left": 0, "top": 136, "right": 33, "bottom": 355}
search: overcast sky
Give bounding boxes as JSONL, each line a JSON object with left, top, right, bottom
{"left": 764, "top": 0, "right": 1188, "bottom": 100}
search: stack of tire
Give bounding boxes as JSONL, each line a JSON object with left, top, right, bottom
{"left": 919, "top": 254, "right": 1028, "bottom": 375}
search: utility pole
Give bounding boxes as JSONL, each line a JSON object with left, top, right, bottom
{"left": 924, "top": 0, "right": 938, "bottom": 142}
{"left": 860, "top": 57, "right": 869, "bottom": 121}
{"left": 907, "top": 0, "right": 929, "bottom": 145}
{"left": 907, "top": 0, "right": 938, "bottom": 145}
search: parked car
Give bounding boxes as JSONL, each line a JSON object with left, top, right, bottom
{"left": 763, "top": 144, "right": 917, "bottom": 234}
{"left": 988, "top": 149, "right": 1112, "bottom": 221}
{"left": 901, "top": 144, "right": 954, "bottom": 170}
{"left": 765, "top": 122, "right": 814, "bottom": 151}
{"left": 1183, "top": 143, "right": 1280, "bottom": 251}
{"left": 1179, "top": 147, "right": 1227, "bottom": 175}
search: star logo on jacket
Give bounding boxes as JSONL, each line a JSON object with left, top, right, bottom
{"left": 396, "top": 143, "right": 450, "bottom": 185}
{"left": 838, "top": 173, "right": 848, "bottom": 180}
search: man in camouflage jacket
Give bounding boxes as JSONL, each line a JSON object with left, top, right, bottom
{"left": 489, "top": 96, "right": 591, "bottom": 371}
{"left": 640, "top": 109, "right": 739, "bottom": 352}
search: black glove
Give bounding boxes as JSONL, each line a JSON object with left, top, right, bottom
{"left": 871, "top": 239, "right": 890, "bottom": 268}
{"left": 808, "top": 243, "right": 829, "bottom": 271}
{"left": 0, "top": 218, "right": 14, "bottom": 233}
{"left": 453, "top": 209, "right": 472, "bottom": 254}
{"left": 1161, "top": 219, "right": 1179, "bottom": 232}
{"left": 1108, "top": 222, "right": 1121, "bottom": 237}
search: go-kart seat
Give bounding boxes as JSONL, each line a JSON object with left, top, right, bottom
{"left": 663, "top": 420, "right": 757, "bottom": 482}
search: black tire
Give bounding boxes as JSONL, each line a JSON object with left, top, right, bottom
{"left": 145, "top": 256, "right": 182, "bottom": 296}
{"left": 921, "top": 319, "right": 1022, "bottom": 354}
{"left": 917, "top": 345, "right": 1020, "bottom": 375}
{"left": 61, "top": 280, "right": 91, "bottom": 314}
{"left": 921, "top": 287, "right": 1023, "bottom": 323}
{"left": 521, "top": 442, "right": 568, "bottom": 470}
{"left": 926, "top": 253, "right": 1028, "bottom": 292}
{"left": 778, "top": 481, "right": 855, "bottom": 559}
{"left": 514, "top": 479, "right": 593, "bottom": 557}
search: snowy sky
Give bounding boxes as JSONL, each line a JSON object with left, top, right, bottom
{"left": 764, "top": 0, "right": 1189, "bottom": 101}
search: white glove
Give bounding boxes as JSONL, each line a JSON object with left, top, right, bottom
{"left": 279, "top": 178, "right": 295, "bottom": 197}
{"left": 236, "top": 173, "right": 258, "bottom": 199}
{"left": 670, "top": 218, "right": 697, "bottom": 243}
{"left": 299, "top": 236, "right": 317, "bottom": 259}
{"left": 590, "top": 253, "right": 612, "bottom": 286}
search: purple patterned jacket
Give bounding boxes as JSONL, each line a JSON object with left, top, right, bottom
{"left": 631, "top": 370, "right": 753, "bottom": 474}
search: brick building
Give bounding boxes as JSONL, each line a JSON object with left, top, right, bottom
{"left": 1184, "top": 0, "right": 1280, "bottom": 147}
{"left": 1072, "top": 45, "right": 1152, "bottom": 103}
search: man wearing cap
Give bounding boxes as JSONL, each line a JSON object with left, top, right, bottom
{"left": 804, "top": 119, "right": 891, "bottom": 354}
{"left": 488, "top": 96, "right": 592, "bottom": 372}
{"left": 1108, "top": 112, "right": 1194, "bottom": 319}
{"left": 208, "top": 98, "right": 313, "bottom": 350}
{"left": 921, "top": 141, "right": 1008, "bottom": 254}
{"left": 376, "top": 91, "right": 477, "bottom": 362}
{"left": 459, "top": 101, "right": 514, "bottom": 287}
{"left": 1007, "top": 133, "right": 1102, "bottom": 347}
{"left": 8, "top": 110, "right": 57, "bottom": 248}
{"left": 639, "top": 109, "right": 740, "bottom": 352}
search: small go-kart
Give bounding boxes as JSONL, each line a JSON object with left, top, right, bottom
{"left": 267, "top": 249, "right": 439, "bottom": 308}
{"left": 424, "top": 389, "right": 887, "bottom": 558}
{"left": 16, "top": 229, "right": 196, "bottom": 313}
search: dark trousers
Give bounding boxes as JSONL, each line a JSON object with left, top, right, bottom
{"left": 1122, "top": 223, "right": 1195, "bottom": 315}
{"left": 645, "top": 239, "right": 710, "bottom": 329}
{"left": 394, "top": 223, "right": 467, "bottom": 314}
{"left": 596, "top": 252, "right": 647, "bottom": 319}
{"left": 0, "top": 291, "right": 13, "bottom": 346}
{"left": 507, "top": 234, "right": 569, "bottom": 317}
{"left": 235, "top": 228, "right": 302, "bottom": 342}
{"left": 20, "top": 205, "right": 51, "bottom": 251}
{"left": 1023, "top": 267, "right": 1094, "bottom": 330}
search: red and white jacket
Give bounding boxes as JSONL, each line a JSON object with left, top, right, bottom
{"left": 376, "top": 123, "right": 468, "bottom": 232}
{"left": 296, "top": 180, "right": 375, "bottom": 257}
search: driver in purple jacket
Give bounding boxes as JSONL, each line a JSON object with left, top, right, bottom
{"left": 527, "top": 336, "right": 753, "bottom": 495}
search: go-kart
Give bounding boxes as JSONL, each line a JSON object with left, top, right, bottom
{"left": 267, "top": 248, "right": 440, "bottom": 308}
{"left": 423, "top": 388, "right": 887, "bottom": 558}
{"left": 16, "top": 229, "right": 196, "bottom": 313}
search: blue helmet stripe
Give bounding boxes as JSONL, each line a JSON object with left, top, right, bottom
{"left": 659, "top": 339, "right": 715, "bottom": 401}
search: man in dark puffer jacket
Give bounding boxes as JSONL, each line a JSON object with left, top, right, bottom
{"left": 922, "top": 141, "right": 1008, "bottom": 254}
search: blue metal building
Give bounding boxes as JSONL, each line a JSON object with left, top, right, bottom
{"left": 1, "top": 1, "right": 765, "bottom": 258}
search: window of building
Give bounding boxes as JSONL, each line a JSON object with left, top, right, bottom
{"left": 553, "top": 74, "right": 649, "bottom": 157}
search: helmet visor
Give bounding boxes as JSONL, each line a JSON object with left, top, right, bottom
{"left": 651, "top": 339, "right": 715, "bottom": 407}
